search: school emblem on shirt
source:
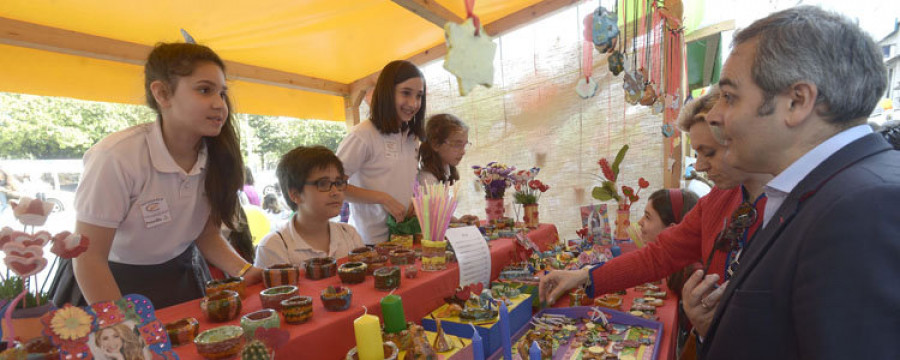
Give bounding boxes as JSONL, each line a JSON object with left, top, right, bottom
{"left": 385, "top": 139, "right": 400, "bottom": 159}
{"left": 140, "top": 198, "right": 171, "bottom": 228}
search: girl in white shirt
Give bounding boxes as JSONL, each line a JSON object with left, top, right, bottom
{"left": 255, "top": 146, "right": 364, "bottom": 267}
{"left": 57, "top": 43, "right": 262, "bottom": 309}
{"left": 417, "top": 114, "right": 470, "bottom": 186}
{"left": 337, "top": 60, "right": 426, "bottom": 245}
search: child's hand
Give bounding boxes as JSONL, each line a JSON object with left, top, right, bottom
{"left": 381, "top": 194, "right": 407, "bottom": 222}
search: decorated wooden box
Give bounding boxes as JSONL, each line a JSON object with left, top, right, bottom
{"left": 422, "top": 293, "right": 533, "bottom": 359}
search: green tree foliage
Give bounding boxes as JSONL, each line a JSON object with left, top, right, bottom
{"left": 0, "top": 93, "right": 347, "bottom": 162}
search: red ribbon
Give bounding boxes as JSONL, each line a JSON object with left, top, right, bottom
{"left": 464, "top": 0, "right": 481, "bottom": 36}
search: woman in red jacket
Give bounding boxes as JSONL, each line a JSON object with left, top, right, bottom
{"left": 539, "top": 88, "right": 772, "bottom": 304}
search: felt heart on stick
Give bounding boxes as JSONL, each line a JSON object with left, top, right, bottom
{"left": 2, "top": 242, "right": 43, "bottom": 259}
{"left": 10, "top": 230, "right": 51, "bottom": 248}
{"left": 4, "top": 256, "right": 48, "bottom": 278}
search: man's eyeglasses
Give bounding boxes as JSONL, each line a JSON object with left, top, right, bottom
{"left": 304, "top": 178, "right": 348, "bottom": 192}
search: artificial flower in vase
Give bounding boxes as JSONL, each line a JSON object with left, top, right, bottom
{"left": 591, "top": 145, "right": 650, "bottom": 243}
{"left": 472, "top": 162, "right": 515, "bottom": 222}
{"left": 511, "top": 167, "right": 550, "bottom": 228}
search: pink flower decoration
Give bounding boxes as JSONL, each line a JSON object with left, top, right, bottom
{"left": 51, "top": 231, "right": 90, "bottom": 259}
{"left": 9, "top": 196, "right": 54, "bottom": 226}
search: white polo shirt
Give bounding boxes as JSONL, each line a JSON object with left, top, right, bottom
{"left": 75, "top": 121, "right": 210, "bottom": 265}
{"left": 254, "top": 220, "right": 364, "bottom": 268}
{"left": 336, "top": 120, "right": 419, "bottom": 245}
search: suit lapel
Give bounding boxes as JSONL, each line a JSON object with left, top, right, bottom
{"left": 700, "top": 133, "right": 892, "bottom": 356}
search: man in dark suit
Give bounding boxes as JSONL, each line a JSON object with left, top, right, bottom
{"left": 681, "top": 5, "right": 900, "bottom": 359}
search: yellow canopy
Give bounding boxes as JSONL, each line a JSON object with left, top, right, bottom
{"left": 0, "top": 0, "right": 553, "bottom": 121}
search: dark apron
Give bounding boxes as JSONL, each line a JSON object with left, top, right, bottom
{"left": 50, "top": 244, "right": 211, "bottom": 310}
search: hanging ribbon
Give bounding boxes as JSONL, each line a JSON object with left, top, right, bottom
{"left": 583, "top": 41, "right": 593, "bottom": 81}
{"left": 464, "top": 0, "right": 481, "bottom": 36}
{"left": 3, "top": 278, "right": 29, "bottom": 344}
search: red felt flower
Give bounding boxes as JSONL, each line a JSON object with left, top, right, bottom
{"left": 51, "top": 231, "right": 90, "bottom": 259}
{"left": 638, "top": 177, "right": 650, "bottom": 189}
{"left": 622, "top": 186, "right": 635, "bottom": 197}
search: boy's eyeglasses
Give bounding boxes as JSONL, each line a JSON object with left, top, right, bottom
{"left": 305, "top": 178, "right": 348, "bottom": 192}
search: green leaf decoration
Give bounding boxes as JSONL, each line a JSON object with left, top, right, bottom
{"left": 592, "top": 186, "right": 613, "bottom": 201}
{"left": 603, "top": 181, "right": 622, "bottom": 202}
{"left": 611, "top": 144, "right": 629, "bottom": 179}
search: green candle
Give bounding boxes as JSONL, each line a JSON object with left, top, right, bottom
{"left": 380, "top": 294, "right": 407, "bottom": 333}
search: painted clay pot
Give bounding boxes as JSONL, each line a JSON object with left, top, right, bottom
{"left": 405, "top": 265, "right": 418, "bottom": 279}
{"left": 338, "top": 262, "right": 368, "bottom": 284}
{"left": 205, "top": 276, "right": 245, "bottom": 298}
{"left": 259, "top": 285, "right": 299, "bottom": 312}
{"left": 194, "top": 325, "right": 245, "bottom": 360}
{"left": 263, "top": 263, "right": 300, "bottom": 288}
{"left": 320, "top": 286, "right": 352, "bottom": 312}
{"left": 373, "top": 266, "right": 401, "bottom": 291}
{"left": 200, "top": 290, "right": 242, "bottom": 322}
{"left": 389, "top": 249, "right": 416, "bottom": 266}
{"left": 304, "top": 257, "right": 337, "bottom": 280}
{"left": 348, "top": 247, "right": 375, "bottom": 263}
{"left": 280, "top": 295, "right": 314, "bottom": 324}
{"left": 363, "top": 255, "right": 389, "bottom": 275}
{"left": 374, "top": 242, "right": 401, "bottom": 257}
{"left": 240, "top": 309, "right": 280, "bottom": 339}
{"left": 165, "top": 317, "right": 200, "bottom": 347}
{"left": 389, "top": 234, "right": 414, "bottom": 250}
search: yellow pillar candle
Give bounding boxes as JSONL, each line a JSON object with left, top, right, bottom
{"left": 353, "top": 309, "right": 384, "bottom": 360}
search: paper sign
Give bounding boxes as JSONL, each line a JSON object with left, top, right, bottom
{"left": 445, "top": 226, "right": 491, "bottom": 287}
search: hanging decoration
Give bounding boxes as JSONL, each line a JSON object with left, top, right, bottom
{"left": 591, "top": 5, "right": 619, "bottom": 53}
{"left": 576, "top": 13, "right": 599, "bottom": 99}
{"left": 443, "top": 0, "right": 497, "bottom": 96}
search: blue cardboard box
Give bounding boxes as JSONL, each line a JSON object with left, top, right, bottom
{"left": 421, "top": 293, "right": 533, "bottom": 359}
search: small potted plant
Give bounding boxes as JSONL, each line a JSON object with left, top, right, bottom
{"left": 511, "top": 167, "right": 550, "bottom": 228}
{"left": 591, "top": 145, "right": 649, "bottom": 242}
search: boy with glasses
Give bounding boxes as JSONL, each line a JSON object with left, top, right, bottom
{"left": 254, "top": 146, "right": 364, "bottom": 268}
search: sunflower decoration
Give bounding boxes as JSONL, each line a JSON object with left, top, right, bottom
{"left": 49, "top": 305, "right": 94, "bottom": 341}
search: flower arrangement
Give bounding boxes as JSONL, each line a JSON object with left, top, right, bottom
{"left": 511, "top": 167, "right": 550, "bottom": 205}
{"left": 592, "top": 145, "right": 650, "bottom": 211}
{"left": 0, "top": 197, "right": 91, "bottom": 343}
{"left": 472, "top": 162, "right": 516, "bottom": 199}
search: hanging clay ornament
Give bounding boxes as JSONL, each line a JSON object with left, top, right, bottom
{"left": 608, "top": 51, "right": 625, "bottom": 76}
{"left": 666, "top": 93, "right": 682, "bottom": 109}
{"left": 661, "top": 124, "right": 676, "bottom": 138}
{"left": 576, "top": 77, "right": 599, "bottom": 99}
{"left": 640, "top": 83, "right": 658, "bottom": 106}
{"left": 592, "top": 6, "right": 619, "bottom": 54}
{"left": 623, "top": 70, "right": 643, "bottom": 105}
{"left": 652, "top": 98, "right": 665, "bottom": 114}
{"left": 444, "top": 18, "right": 497, "bottom": 96}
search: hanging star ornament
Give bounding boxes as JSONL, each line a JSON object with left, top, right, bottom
{"left": 443, "top": 18, "right": 496, "bottom": 96}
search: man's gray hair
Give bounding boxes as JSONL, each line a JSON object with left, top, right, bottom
{"left": 733, "top": 5, "right": 887, "bottom": 124}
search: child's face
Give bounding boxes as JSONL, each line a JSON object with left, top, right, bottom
{"left": 394, "top": 77, "right": 424, "bottom": 124}
{"left": 98, "top": 328, "right": 123, "bottom": 354}
{"left": 638, "top": 201, "right": 667, "bottom": 243}
{"left": 293, "top": 165, "right": 345, "bottom": 219}
{"left": 434, "top": 129, "right": 469, "bottom": 167}
{"left": 158, "top": 61, "right": 229, "bottom": 140}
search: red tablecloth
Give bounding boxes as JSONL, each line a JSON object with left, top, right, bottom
{"left": 156, "top": 224, "right": 559, "bottom": 360}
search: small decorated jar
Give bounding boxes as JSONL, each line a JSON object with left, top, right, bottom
{"left": 240, "top": 309, "right": 280, "bottom": 339}
{"left": 281, "top": 295, "right": 314, "bottom": 324}
{"left": 200, "top": 290, "right": 242, "bottom": 322}
{"left": 363, "top": 255, "right": 389, "bottom": 275}
{"left": 405, "top": 265, "right": 418, "bottom": 279}
{"left": 263, "top": 263, "right": 301, "bottom": 288}
{"left": 389, "top": 249, "right": 416, "bottom": 266}
{"left": 259, "top": 285, "right": 299, "bottom": 311}
{"left": 320, "top": 286, "right": 352, "bottom": 311}
{"left": 373, "top": 266, "right": 401, "bottom": 291}
{"left": 164, "top": 317, "right": 199, "bottom": 347}
{"left": 348, "top": 246, "right": 375, "bottom": 263}
{"left": 205, "top": 276, "right": 245, "bottom": 298}
{"left": 389, "top": 234, "right": 414, "bottom": 249}
{"left": 338, "top": 262, "right": 368, "bottom": 284}
{"left": 195, "top": 325, "right": 245, "bottom": 360}
{"left": 374, "top": 242, "right": 401, "bottom": 257}
{"left": 305, "top": 257, "right": 338, "bottom": 280}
